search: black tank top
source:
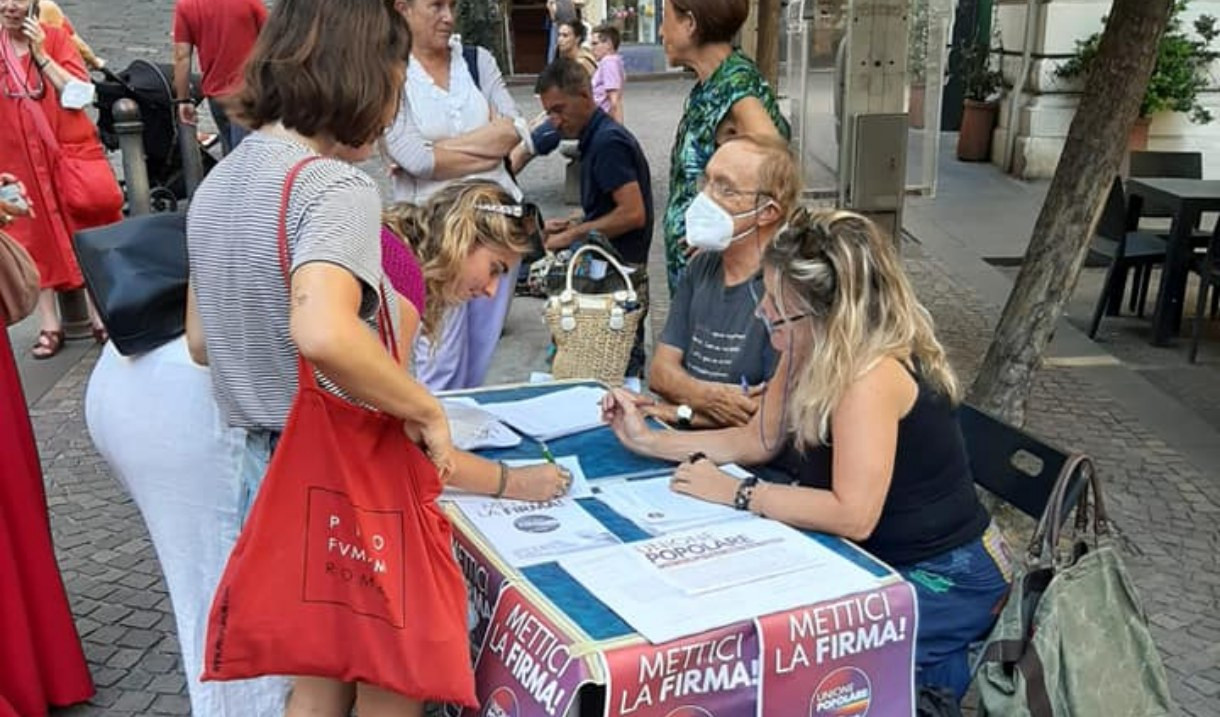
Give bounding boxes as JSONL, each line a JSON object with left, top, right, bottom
{"left": 769, "top": 363, "right": 988, "bottom": 566}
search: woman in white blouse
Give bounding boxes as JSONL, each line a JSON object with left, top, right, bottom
{"left": 386, "top": 0, "right": 531, "bottom": 391}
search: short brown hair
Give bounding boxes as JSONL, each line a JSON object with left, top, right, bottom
{"left": 721, "top": 133, "right": 801, "bottom": 217}
{"left": 594, "top": 24, "right": 621, "bottom": 50}
{"left": 670, "top": 0, "right": 749, "bottom": 45}
{"left": 237, "top": 0, "right": 411, "bottom": 148}
{"left": 535, "top": 57, "right": 591, "bottom": 96}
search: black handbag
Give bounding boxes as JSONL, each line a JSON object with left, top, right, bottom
{"left": 72, "top": 212, "right": 188, "bottom": 356}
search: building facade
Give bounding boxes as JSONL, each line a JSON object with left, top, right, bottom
{"left": 993, "top": 0, "right": 1220, "bottom": 178}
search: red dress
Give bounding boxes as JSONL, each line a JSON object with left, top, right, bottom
{"left": 0, "top": 24, "right": 116, "bottom": 290}
{"left": 0, "top": 318, "right": 94, "bottom": 715}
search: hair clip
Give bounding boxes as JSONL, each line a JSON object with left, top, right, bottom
{"left": 475, "top": 203, "right": 524, "bottom": 218}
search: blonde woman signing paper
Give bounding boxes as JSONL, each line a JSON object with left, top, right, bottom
{"left": 380, "top": 179, "right": 571, "bottom": 501}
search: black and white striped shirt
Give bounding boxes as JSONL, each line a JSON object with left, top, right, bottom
{"left": 188, "top": 132, "right": 392, "bottom": 431}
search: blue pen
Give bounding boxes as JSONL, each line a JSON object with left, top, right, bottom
{"left": 740, "top": 374, "right": 749, "bottom": 395}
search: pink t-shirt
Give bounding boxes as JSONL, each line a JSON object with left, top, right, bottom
{"left": 592, "top": 53, "right": 625, "bottom": 114}
{"left": 380, "top": 227, "right": 426, "bottom": 317}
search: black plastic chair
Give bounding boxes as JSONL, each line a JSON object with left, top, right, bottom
{"left": 1129, "top": 150, "right": 1203, "bottom": 185}
{"left": 1088, "top": 177, "right": 1169, "bottom": 339}
{"left": 958, "top": 404, "right": 1085, "bottom": 526}
{"left": 1189, "top": 223, "right": 1220, "bottom": 362}
{"left": 1129, "top": 149, "right": 1211, "bottom": 239}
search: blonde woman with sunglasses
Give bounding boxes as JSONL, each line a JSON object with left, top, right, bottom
{"left": 602, "top": 208, "right": 1011, "bottom": 702}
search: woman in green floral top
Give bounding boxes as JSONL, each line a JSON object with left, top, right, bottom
{"left": 660, "top": 0, "right": 791, "bottom": 293}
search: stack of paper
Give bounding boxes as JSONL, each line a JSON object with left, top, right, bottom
{"left": 558, "top": 521, "right": 881, "bottom": 644}
{"left": 480, "top": 386, "right": 607, "bottom": 441}
{"left": 593, "top": 475, "right": 754, "bottom": 535}
{"left": 455, "top": 494, "right": 619, "bottom": 567}
{"left": 442, "top": 398, "right": 521, "bottom": 451}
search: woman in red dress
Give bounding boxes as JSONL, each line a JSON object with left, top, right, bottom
{"left": 0, "top": 0, "right": 115, "bottom": 359}
{"left": 0, "top": 177, "right": 93, "bottom": 716}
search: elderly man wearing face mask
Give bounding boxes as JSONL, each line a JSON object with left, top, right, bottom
{"left": 644, "top": 134, "right": 799, "bottom": 429}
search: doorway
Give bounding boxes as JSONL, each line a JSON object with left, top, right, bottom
{"left": 510, "top": 2, "right": 550, "bottom": 75}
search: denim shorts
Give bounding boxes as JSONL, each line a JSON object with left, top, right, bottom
{"left": 895, "top": 521, "right": 1014, "bottom": 699}
{"left": 237, "top": 430, "right": 280, "bottom": 525}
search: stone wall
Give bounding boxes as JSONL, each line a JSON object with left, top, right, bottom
{"left": 991, "top": 0, "right": 1220, "bottom": 179}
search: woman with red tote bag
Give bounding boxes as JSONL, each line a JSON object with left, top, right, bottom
{"left": 185, "top": 0, "right": 472, "bottom": 714}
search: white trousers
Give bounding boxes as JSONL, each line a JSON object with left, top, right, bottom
{"left": 85, "top": 338, "right": 289, "bottom": 716}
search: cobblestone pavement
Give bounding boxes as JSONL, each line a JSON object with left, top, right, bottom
{"left": 26, "top": 2, "right": 1220, "bottom": 715}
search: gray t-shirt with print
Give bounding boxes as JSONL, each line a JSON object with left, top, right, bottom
{"left": 659, "top": 252, "right": 777, "bottom": 386}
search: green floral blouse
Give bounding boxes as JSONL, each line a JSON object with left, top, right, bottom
{"left": 663, "top": 50, "right": 791, "bottom": 291}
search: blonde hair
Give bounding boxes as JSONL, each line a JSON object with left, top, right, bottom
{"left": 382, "top": 180, "right": 531, "bottom": 341}
{"left": 763, "top": 208, "right": 959, "bottom": 448}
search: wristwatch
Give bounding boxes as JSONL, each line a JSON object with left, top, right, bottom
{"left": 675, "top": 404, "right": 693, "bottom": 429}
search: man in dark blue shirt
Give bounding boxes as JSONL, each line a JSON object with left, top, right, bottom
{"left": 534, "top": 58, "right": 654, "bottom": 374}
{"left": 535, "top": 59, "right": 653, "bottom": 264}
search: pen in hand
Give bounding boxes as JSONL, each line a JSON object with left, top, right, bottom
{"left": 539, "top": 440, "right": 556, "bottom": 464}
{"left": 740, "top": 375, "right": 749, "bottom": 395}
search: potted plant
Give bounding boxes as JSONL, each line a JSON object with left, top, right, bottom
{"left": 908, "top": 0, "right": 930, "bottom": 128}
{"left": 956, "top": 41, "right": 1005, "bottom": 161}
{"left": 1056, "top": 0, "right": 1219, "bottom": 150}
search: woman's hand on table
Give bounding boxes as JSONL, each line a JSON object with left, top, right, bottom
{"left": 670, "top": 460, "right": 737, "bottom": 506}
{"left": 507, "top": 463, "right": 573, "bottom": 502}
{"left": 601, "top": 388, "right": 654, "bottom": 450}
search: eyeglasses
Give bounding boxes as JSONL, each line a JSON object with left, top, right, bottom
{"left": 753, "top": 297, "right": 808, "bottom": 334}
{"left": 697, "top": 174, "right": 770, "bottom": 205}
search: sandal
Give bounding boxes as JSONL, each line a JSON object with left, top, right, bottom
{"left": 31, "top": 329, "right": 64, "bottom": 360}
{"left": 92, "top": 326, "right": 109, "bottom": 345}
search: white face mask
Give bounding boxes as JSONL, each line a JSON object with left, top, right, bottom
{"left": 684, "top": 192, "right": 767, "bottom": 251}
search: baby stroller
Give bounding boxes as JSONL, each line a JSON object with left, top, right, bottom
{"left": 93, "top": 59, "right": 219, "bottom": 212}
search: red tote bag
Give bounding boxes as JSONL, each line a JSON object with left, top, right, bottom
{"left": 201, "top": 159, "right": 476, "bottom": 707}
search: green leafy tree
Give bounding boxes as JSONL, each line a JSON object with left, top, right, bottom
{"left": 456, "top": 0, "right": 508, "bottom": 72}
{"left": 970, "top": 0, "right": 1174, "bottom": 424}
{"left": 1057, "top": 0, "right": 1219, "bottom": 122}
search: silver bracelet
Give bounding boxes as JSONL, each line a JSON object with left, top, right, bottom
{"left": 493, "top": 461, "right": 509, "bottom": 499}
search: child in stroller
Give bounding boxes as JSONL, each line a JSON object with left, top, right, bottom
{"left": 92, "top": 59, "right": 218, "bottom": 212}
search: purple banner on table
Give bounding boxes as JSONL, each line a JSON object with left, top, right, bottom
{"left": 461, "top": 585, "right": 593, "bottom": 717}
{"left": 603, "top": 621, "right": 759, "bottom": 717}
{"left": 453, "top": 529, "right": 508, "bottom": 657}
{"left": 757, "top": 582, "right": 917, "bottom": 717}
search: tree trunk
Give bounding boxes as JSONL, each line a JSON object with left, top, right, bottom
{"left": 755, "top": 0, "right": 781, "bottom": 89}
{"left": 966, "top": 0, "right": 1173, "bottom": 426}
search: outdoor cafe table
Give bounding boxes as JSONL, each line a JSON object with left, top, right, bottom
{"left": 1127, "top": 178, "right": 1220, "bottom": 346}
{"left": 439, "top": 380, "right": 918, "bottom": 717}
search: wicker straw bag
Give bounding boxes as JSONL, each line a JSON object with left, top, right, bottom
{"left": 544, "top": 243, "right": 642, "bottom": 385}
